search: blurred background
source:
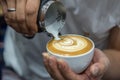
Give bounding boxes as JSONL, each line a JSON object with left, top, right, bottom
{"left": 0, "top": 4, "right": 7, "bottom": 80}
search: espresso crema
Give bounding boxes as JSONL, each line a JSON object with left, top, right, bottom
{"left": 47, "top": 35, "right": 93, "bottom": 56}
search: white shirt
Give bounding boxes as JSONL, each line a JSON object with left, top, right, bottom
{"left": 3, "top": 0, "right": 120, "bottom": 80}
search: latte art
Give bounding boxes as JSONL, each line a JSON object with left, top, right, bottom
{"left": 53, "top": 37, "right": 87, "bottom": 52}
{"left": 47, "top": 35, "right": 93, "bottom": 56}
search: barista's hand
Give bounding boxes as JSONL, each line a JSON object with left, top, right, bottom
{"left": 0, "top": 0, "right": 40, "bottom": 36}
{"left": 43, "top": 48, "right": 110, "bottom": 80}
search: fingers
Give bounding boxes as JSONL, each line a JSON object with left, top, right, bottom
{"left": 5, "top": 0, "right": 20, "bottom": 32}
{"left": 6, "top": 0, "right": 15, "bottom": 9}
{"left": 57, "top": 59, "right": 88, "bottom": 80}
{"left": 43, "top": 53, "right": 87, "bottom": 80}
{"left": 16, "top": 0, "right": 28, "bottom": 34}
{"left": 43, "top": 49, "right": 110, "bottom": 80}
{"left": 1, "top": 0, "right": 19, "bottom": 32}
{"left": 90, "top": 48, "right": 110, "bottom": 78}
{"left": 26, "top": 0, "right": 40, "bottom": 34}
{"left": 1, "top": 0, "right": 40, "bottom": 35}
{"left": 0, "top": 0, "right": 7, "bottom": 14}
{"left": 43, "top": 53, "right": 65, "bottom": 80}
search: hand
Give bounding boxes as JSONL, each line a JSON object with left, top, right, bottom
{"left": 0, "top": 0, "right": 40, "bottom": 36}
{"left": 43, "top": 48, "right": 110, "bottom": 80}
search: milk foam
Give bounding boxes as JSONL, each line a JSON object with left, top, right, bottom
{"left": 52, "top": 36, "right": 88, "bottom": 52}
{"left": 46, "top": 20, "right": 64, "bottom": 40}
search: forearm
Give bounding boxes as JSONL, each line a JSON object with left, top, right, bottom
{"left": 108, "top": 26, "right": 120, "bottom": 50}
{"left": 102, "top": 49, "right": 120, "bottom": 80}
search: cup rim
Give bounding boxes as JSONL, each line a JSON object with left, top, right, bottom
{"left": 47, "top": 34, "right": 95, "bottom": 58}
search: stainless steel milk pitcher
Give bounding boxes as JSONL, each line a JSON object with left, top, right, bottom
{"left": 37, "top": 0, "right": 66, "bottom": 34}
{"left": 25, "top": 0, "right": 66, "bottom": 39}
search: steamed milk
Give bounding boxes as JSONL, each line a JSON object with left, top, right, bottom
{"left": 46, "top": 20, "right": 64, "bottom": 40}
{"left": 47, "top": 35, "right": 93, "bottom": 56}
{"left": 46, "top": 21, "right": 92, "bottom": 56}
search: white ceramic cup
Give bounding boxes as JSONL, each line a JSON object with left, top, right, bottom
{"left": 47, "top": 34, "right": 95, "bottom": 73}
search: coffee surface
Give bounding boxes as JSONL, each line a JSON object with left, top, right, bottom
{"left": 47, "top": 35, "right": 93, "bottom": 56}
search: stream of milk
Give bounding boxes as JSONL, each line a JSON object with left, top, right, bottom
{"left": 45, "top": 20, "right": 64, "bottom": 40}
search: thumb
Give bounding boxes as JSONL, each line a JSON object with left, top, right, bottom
{"left": 90, "top": 63, "right": 104, "bottom": 77}
{"left": 90, "top": 48, "right": 110, "bottom": 78}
